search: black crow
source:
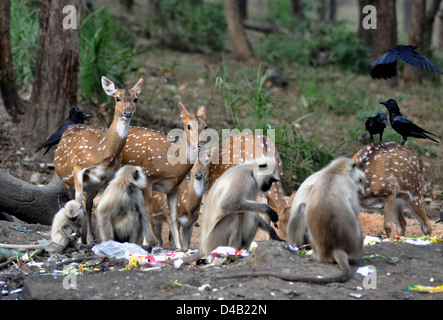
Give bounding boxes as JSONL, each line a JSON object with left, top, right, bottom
{"left": 436, "top": 212, "right": 443, "bottom": 224}
{"left": 35, "top": 106, "right": 92, "bottom": 155}
{"left": 365, "top": 113, "right": 388, "bottom": 144}
{"left": 380, "top": 99, "right": 439, "bottom": 145}
{"left": 371, "top": 45, "right": 443, "bottom": 79}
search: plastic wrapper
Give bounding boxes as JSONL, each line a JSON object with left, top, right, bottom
{"left": 128, "top": 254, "right": 166, "bottom": 268}
{"left": 92, "top": 240, "right": 148, "bottom": 260}
{"left": 405, "top": 284, "right": 443, "bottom": 294}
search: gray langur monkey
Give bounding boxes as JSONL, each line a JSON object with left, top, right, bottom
{"left": 217, "top": 157, "right": 366, "bottom": 284}
{"left": 96, "top": 165, "right": 155, "bottom": 247}
{"left": 200, "top": 156, "right": 282, "bottom": 256}
{"left": 286, "top": 158, "right": 366, "bottom": 246}
{"left": 0, "top": 200, "right": 83, "bottom": 253}
{"left": 50, "top": 199, "right": 83, "bottom": 249}
{"left": 176, "top": 157, "right": 282, "bottom": 265}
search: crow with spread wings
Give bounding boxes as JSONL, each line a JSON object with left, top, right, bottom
{"left": 371, "top": 45, "right": 443, "bottom": 79}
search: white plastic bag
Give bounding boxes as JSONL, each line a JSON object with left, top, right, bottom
{"left": 92, "top": 240, "right": 148, "bottom": 260}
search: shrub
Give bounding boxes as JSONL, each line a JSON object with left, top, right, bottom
{"left": 149, "top": 0, "right": 226, "bottom": 54}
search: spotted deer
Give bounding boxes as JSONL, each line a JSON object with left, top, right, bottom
{"left": 207, "top": 133, "right": 289, "bottom": 239}
{"left": 352, "top": 142, "right": 432, "bottom": 238}
{"left": 122, "top": 101, "right": 207, "bottom": 249}
{"left": 54, "top": 76, "right": 143, "bottom": 244}
{"left": 151, "top": 154, "right": 209, "bottom": 250}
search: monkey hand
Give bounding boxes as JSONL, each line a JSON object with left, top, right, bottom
{"left": 267, "top": 207, "right": 279, "bottom": 223}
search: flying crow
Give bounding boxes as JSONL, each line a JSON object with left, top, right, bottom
{"left": 365, "top": 113, "right": 388, "bottom": 144}
{"left": 371, "top": 45, "right": 443, "bottom": 79}
{"left": 35, "top": 106, "right": 92, "bottom": 155}
{"left": 380, "top": 99, "right": 439, "bottom": 145}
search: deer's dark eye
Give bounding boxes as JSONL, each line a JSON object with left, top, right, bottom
{"left": 187, "top": 125, "right": 191, "bottom": 130}
{"left": 134, "top": 98, "right": 138, "bottom": 103}
{"left": 116, "top": 97, "right": 121, "bottom": 102}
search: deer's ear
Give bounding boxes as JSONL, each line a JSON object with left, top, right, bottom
{"left": 177, "top": 101, "right": 191, "bottom": 119}
{"left": 132, "top": 78, "right": 144, "bottom": 96}
{"left": 101, "top": 76, "right": 118, "bottom": 96}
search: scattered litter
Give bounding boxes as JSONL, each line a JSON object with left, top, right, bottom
{"left": 92, "top": 240, "right": 148, "bottom": 260}
{"left": 198, "top": 283, "right": 211, "bottom": 291}
{"left": 356, "top": 266, "right": 376, "bottom": 277}
{"left": 11, "top": 224, "right": 34, "bottom": 233}
{"left": 349, "top": 292, "right": 363, "bottom": 299}
{"left": 405, "top": 284, "right": 443, "bottom": 294}
{"left": 127, "top": 254, "right": 166, "bottom": 268}
{"left": 363, "top": 236, "right": 382, "bottom": 246}
{"left": 362, "top": 253, "right": 398, "bottom": 264}
{"left": 287, "top": 244, "right": 311, "bottom": 254}
{"left": 364, "top": 235, "right": 442, "bottom": 246}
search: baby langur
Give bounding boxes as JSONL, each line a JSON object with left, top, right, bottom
{"left": 0, "top": 200, "right": 83, "bottom": 253}
{"left": 96, "top": 165, "right": 155, "bottom": 247}
{"left": 50, "top": 200, "right": 83, "bottom": 250}
{"left": 218, "top": 157, "right": 366, "bottom": 284}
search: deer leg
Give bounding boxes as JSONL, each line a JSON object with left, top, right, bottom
{"left": 410, "top": 200, "right": 432, "bottom": 236}
{"left": 167, "top": 188, "right": 183, "bottom": 249}
{"left": 383, "top": 194, "right": 396, "bottom": 238}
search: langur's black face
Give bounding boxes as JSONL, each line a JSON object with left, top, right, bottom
{"left": 261, "top": 176, "right": 279, "bottom": 192}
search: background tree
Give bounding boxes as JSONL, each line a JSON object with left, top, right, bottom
{"left": 403, "top": 0, "right": 426, "bottom": 82}
{"left": 23, "top": 0, "right": 81, "bottom": 144}
{"left": 0, "top": 0, "right": 25, "bottom": 117}
{"left": 224, "top": 0, "right": 254, "bottom": 61}
{"left": 370, "top": 0, "right": 397, "bottom": 85}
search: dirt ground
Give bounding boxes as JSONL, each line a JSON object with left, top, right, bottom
{"left": 0, "top": 209, "right": 442, "bottom": 302}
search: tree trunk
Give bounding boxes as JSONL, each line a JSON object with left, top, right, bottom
{"left": 371, "top": 0, "right": 397, "bottom": 61}
{"left": 224, "top": 0, "right": 254, "bottom": 61}
{"left": 0, "top": 171, "right": 69, "bottom": 225}
{"left": 291, "top": 0, "right": 305, "bottom": 20}
{"left": 403, "top": 0, "right": 426, "bottom": 82}
{"left": 370, "top": 0, "right": 397, "bottom": 86}
{"left": 23, "top": 0, "right": 81, "bottom": 143}
{"left": 357, "top": 0, "right": 373, "bottom": 48}
{"left": 424, "top": 0, "right": 442, "bottom": 52}
{"left": 237, "top": 0, "right": 247, "bottom": 21}
{"left": 330, "top": 0, "right": 337, "bottom": 21}
{"left": 0, "top": 0, "right": 26, "bottom": 117}
{"left": 440, "top": 8, "right": 443, "bottom": 47}
{"left": 404, "top": 0, "right": 412, "bottom": 39}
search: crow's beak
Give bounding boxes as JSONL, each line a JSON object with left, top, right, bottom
{"left": 383, "top": 119, "right": 388, "bottom": 128}
{"left": 83, "top": 114, "right": 92, "bottom": 119}
{"left": 379, "top": 100, "right": 388, "bottom": 106}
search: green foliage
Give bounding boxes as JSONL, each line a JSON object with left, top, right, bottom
{"left": 215, "top": 64, "right": 338, "bottom": 191}
{"left": 79, "top": 8, "right": 143, "bottom": 102}
{"left": 10, "top": 0, "right": 39, "bottom": 86}
{"left": 257, "top": 0, "right": 370, "bottom": 74}
{"left": 150, "top": 0, "right": 226, "bottom": 54}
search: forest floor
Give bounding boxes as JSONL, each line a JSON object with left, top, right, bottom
{"left": 1, "top": 2, "right": 443, "bottom": 303}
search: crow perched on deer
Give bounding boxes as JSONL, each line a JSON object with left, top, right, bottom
{"left": 380, "top": 99, "right": 439, "bottom": 145}
{"left": 365, "top": 113, "right": 388, "bottom": 144}
{"left": 371, "top": 45, "right": 443, "bottom": 79}
{"left": 35, "top": 106, "right": 91, "bottom": 155}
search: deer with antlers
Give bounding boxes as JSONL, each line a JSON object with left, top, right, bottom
{"left": 352, "top": 142, "right": 432, "bottom": 238}
{"left": 151, "top": 154, "right": 209, "bottom": 250}
{"left": 54, "top": 76, "right": 144, "bottom": 244}
{"left": 122, "top": 101, "right": 207, "bottom": 249}
{"left": 207, "top": 132, "right": 289, "bottom": 239}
